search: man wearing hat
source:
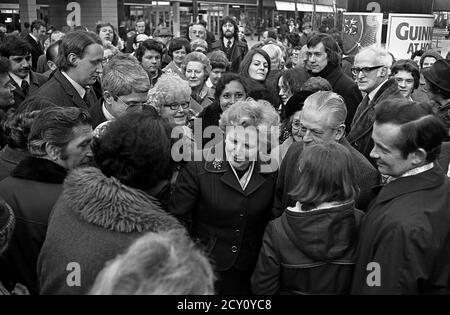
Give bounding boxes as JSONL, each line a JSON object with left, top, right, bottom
{"left": 422, "top": 59, "right": 450, "bottom": 139}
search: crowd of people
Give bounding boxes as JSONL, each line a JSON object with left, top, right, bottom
{"left": 0, "top": 16, "right": 449, "bottom": 295}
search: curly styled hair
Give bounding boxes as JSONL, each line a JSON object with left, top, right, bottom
{"left": 3, "top": 110, "right": 40, "bottom": 150}
{"left": 92, "top": 112, "right": 173, "bottom": 190}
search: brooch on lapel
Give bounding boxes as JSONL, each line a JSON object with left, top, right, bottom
{"left": 212, "top": 158, "right": 223, "bottom": 170}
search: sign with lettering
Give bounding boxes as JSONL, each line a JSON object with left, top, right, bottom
{"left": 66, "top": 2, "right": 81, "bottom": 27}
{"left": 342, "top": 12, "right": 383, "bottom": 55}
{"left": 386, "top": 14, "right": 434, "bottom": 60}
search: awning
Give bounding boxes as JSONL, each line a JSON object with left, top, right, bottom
{"left": 275, "top": 1, "right": 335, "bottom": 13}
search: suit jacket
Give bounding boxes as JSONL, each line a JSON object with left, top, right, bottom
{"left": 9, "top": 71, "right": 47, "bottom": 109}
{"left": 31, "top": 70, "right": 97, "bottom": 110}
{"left": 347, "top": 79, "right": 403, "bottom": 164}
{"left": 25, "top": 34, "right": 44, "bottom": 72}
{"left": 273, "top": 138, "right": 380, "bottom": 218}
{"left": 211, "top": 38, "right": 248, "bottom": 73}
{"left": 169, "top": 150, "right": 277, "bottom": 274}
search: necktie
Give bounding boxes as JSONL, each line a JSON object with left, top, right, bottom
{"left": 83, "top": 87, "right": 91, "bottom": 106}
{"left": 21, "top": 80, "right": 29, "bottom": 96}
{"left": 226, "top": 40, "right": 232, "bottom": 49}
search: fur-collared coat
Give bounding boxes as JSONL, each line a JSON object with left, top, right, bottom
{"left": 0, "top": 157, "right": 67, "bottom": 295}
{"left": 37, "top": 167, "right": 183, "bottom": 295}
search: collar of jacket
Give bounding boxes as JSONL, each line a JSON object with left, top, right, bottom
{"left": 203, "top": 144, "right": 276, "bottom": 174}
{"left": 310, "top": 63, "right": 339, "bottom": 82}
{"left": 9, "top": 71, "right": 40, "bottom": 97}
{"left": 375, "top": 165, "right": 445, "bottom": 204}
{"left": 53, "top": 70, "right": 89, "bottom": 109}
{"left": 370, "top": 78, "right": 400, "bottom": 104}
{"left": 11, "top": 156, "right": 67, "bottom": 183}
{"left": 62, "top": 167, "right": 182, "bottom": 233}
{"left": 0, "top": 145, "right": 29, "bottom": 165}
{"left": 211, "top": 39, "right": 246, "bottom": 50}
{"left": 282, "top": 200, "right": 362, "bottom": 261}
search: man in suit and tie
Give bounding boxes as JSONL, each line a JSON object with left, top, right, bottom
{"left": 347, "top": 45, "right": 403, "bottom": 165}
{"left": 211, "top": 17, "right": 248, "bottom": 73}
{"left": 24, "top": 20, "right": 46, "bottom": 72}
{"left": 0, "top": 35, "right": 47, "bottom": 109}
{"left": 34, "top": 31, "right": 103, "bottom": 109}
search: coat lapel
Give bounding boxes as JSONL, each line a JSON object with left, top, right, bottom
{"left": 9, "top": 76, "right": 25, "bottom": 98}
{"left": 54, "top": 70, "right": 88, "bottom": 109}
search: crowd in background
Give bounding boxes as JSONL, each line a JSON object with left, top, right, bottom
{"left": 0, "top": 15, "right": 449, "bottom": 295}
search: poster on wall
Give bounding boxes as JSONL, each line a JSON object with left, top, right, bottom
{"left": 386, "top": 14, "right": 434, "bottom": 60}
{"left": 342, "top": 12, "right": 383, "bottom": 56}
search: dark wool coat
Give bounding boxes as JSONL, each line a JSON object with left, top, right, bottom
{"left": 347, "top": 78, "right": 403, "bottom": 164}
{"left": 437, "top": 142, "right": 450, "bottom": 174}
{"left": 37, "top": 167, "right": 183, "bottom": 295}
{"left": 9, "top": 71, "right": 47, "bottom": 109}
{"left": 0, "top": 145, "right": 29, "bottom": 182}
{"left": 351, "top": 166, "right": 450, "bottom": 294}
{"left": 168, "top": 151, "right": 277, "bottom": 293}
{"left": 211, "top": 39, "right": 248, "bottom": 73}
{"left": 30, "top": 70, "right": 97, "bottom": 109}
{"left": 0, "top": 157, "right": 67, "bottom": 295}
{"left": 310, "top": 64, "right": 362, "bottom": 133}
{"left": 273, "top": 138, "right": 379, "bottom": 218}
{"left": 252, "top": 202, "right": 364, "bottom": 295}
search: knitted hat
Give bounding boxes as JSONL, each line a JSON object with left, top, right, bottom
{"left": 0, "top": 200, "right": 15, "bottom": 255}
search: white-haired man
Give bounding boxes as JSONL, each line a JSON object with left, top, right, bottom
{"left": 347, "top": 45, "right": 403, "bottom": 165}
{"left": 273, "top": 91, "right": 379, "bottom": 217}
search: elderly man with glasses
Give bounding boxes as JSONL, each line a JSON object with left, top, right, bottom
{"left": 347, "top": 45, "right": 403, "bottom": 166}
{"left": 273, "top": 91, "right": 379, "bottom": 218}
{"left": 89, "top": 54, "right": 151, "bottom": 128}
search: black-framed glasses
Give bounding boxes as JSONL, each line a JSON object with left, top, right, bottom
{"left": 116, "top": 96, "right": 150, "bottom": 108}
{"left": 351, "top": 65, "right": 385, "bottom": 76}
{"left": 164, "top": 102, "right": 190, "bottom": 110}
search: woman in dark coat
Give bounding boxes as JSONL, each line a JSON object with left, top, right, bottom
{"left": 37, "top": 112, "right": 183, "bottom": 295}
{"left": 252, "top": 142, "right": 364, "bottom": 295}
{"left": 197, "top": 73, "right": 248, "bottom": 149}
{"left": 169, "top": 100, "right": 280, "bottom": 295}
{"left": 239, "top": 48, "right": 273, "bottom": 103}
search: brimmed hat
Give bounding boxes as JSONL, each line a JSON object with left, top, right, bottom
{"left": 0, "top": 200, "right": 15, "bottom": 254}
{"left": 422, "top": 59, "right": 450, "bottom": 93}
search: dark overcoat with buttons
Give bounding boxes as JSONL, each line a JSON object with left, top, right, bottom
{"left": 168, "top": 153, "right": 277, "bottom": 275}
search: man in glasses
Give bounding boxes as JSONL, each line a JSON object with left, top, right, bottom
{"left": 347, "top": 45, "right": 403, "bottom": 165}
{"left": 306, "top": 34, "right": 362, "bottom": 133}
{"left": 273, "top": 91, "right": 379, "bottom": 218}
{"left": 89, "top": 54, "right": 150, "bottom": 128}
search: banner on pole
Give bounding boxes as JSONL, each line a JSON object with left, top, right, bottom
{"left": 342, "top": 12, "right": 383, "bottom": 56}
{"left": 386, "top": 14, "right": 434, "bottom": 60}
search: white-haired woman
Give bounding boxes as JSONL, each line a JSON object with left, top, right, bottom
{"left": 183, "top": 52, "right": 214, "bottom": 114}
{"left": 169, "top": 99, "right": 280, "bottom": 295}
{"left": 90, "top": 230, "right": 215, "bottom": 295}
